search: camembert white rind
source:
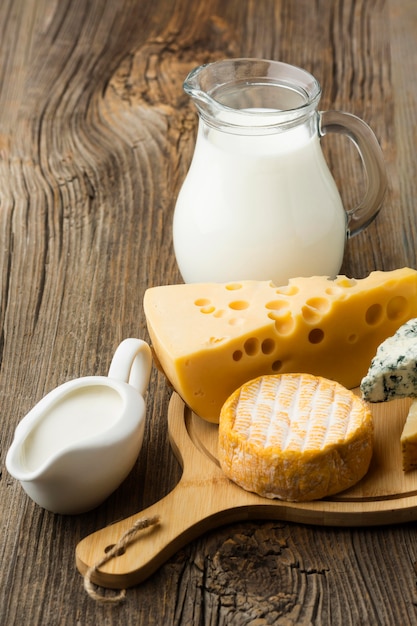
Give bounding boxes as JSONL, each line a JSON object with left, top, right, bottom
{"left": 144, "top": 269, "right": 417, "bottom": 422}
{"left": 218, "top": 373, "right": 374, "bottom": 502}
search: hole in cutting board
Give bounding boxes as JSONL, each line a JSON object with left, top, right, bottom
{"left": 104, "top": 544, "right": 126, "bottom": 557}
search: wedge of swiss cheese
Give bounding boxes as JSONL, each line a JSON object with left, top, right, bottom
{"left": 218, "top": 373, "right": 374, "bottom": 501}
{"left": 144, "top": 268, "right": 417, "bottom": 422}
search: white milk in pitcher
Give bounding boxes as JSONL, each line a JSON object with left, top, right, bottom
{"left": 173, "top": 120, "right": 347, "bottom": 286}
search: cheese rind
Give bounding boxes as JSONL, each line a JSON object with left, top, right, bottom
{"left": 401, "top": 400, "right": 417, "bottom": 472}
{"left": 144, "top": 268, "right": 417, "bottom": 422}
{"left": 218, "top": 374, "right": 374, "bottom": 501}
{"left": 360, "top": 318, "right": 417, "bottom": 402}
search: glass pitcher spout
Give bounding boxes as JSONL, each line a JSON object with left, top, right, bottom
{"left": 183, "top": 58, "right": 322, "bottom": 132}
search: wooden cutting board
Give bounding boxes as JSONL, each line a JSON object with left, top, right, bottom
{"left": 76, "top": 391, "right": 417, "bottom": 590}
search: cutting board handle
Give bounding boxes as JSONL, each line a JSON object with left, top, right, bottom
{"left": 75, "top": 394, "right": 242, "bottom": 589}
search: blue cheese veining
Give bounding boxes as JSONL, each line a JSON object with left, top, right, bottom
{"left": 360, "top": 318, "right": 417, "bottom": 402}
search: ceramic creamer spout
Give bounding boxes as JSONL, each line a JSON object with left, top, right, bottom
{"left": 6, "top": 338, "right": 152, "bottom": 514}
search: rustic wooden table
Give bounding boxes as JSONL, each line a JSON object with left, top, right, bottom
{"left": 1, "top": 0, "right": 417, "bottom": 624}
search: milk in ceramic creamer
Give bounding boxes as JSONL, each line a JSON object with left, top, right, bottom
{"left": 173, "top": 120, "right": 347, "bottom": 286}
{"left": 21, "top": 386, "right": 122, "bottom": 472}
{"left": 6, "top": 338, "right": 152, "bottom": 514}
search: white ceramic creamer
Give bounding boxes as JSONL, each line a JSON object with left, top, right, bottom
{"left": 6, "top": 338, "right": 152, "bottom": 514}
{"left": 173, "top": 59, "right": 387, "bottom": 285}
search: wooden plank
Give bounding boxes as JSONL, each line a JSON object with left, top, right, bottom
{"left": 2, "top": 0, "right": 417, "bottom": 623}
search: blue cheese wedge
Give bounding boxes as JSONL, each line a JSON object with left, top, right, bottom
{"left": 360, "top": 318, "right": 417, "bottom": 402}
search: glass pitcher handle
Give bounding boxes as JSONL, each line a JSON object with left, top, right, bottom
{"left": 319, "top": 110, "right": 387, "bottom": 237}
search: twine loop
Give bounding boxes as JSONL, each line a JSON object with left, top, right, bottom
{"left": 83, "top": 514, "right": 160, "bottom": 604}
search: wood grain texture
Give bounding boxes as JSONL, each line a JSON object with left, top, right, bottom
{"left": 1, "top": 0, "right": 417, "bottom": 624}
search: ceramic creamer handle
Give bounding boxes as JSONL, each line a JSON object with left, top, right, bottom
{"left": 319, "top": 110, "right": 387, "bottom": 237}
{"left": 108, "top": 338, "right": 152, "bottom": 395}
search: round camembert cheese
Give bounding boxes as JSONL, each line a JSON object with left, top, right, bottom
{"left": 218, "top": 373, "right": 374, "bottom": 501}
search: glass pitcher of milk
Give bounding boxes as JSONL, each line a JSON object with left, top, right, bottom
{"left": 173, "top": 58, "right": 387, "bottom": 285}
